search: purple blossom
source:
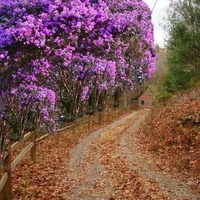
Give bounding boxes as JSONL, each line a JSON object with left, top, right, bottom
{"left": 81, "top": 86, "right": 89, "bottom": 102}
{"left": 0, "top": 0, "right": 157, "bottom": 138}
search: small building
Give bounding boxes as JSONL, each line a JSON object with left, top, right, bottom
{"left": 138, "top": 91, "right": 153, "bottom": 109}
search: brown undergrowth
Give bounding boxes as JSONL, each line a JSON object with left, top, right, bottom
{"left": 138, "top": 88, "right": 200, "bottom": 192}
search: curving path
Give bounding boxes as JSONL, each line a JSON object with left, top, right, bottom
{"left": 62, "top": 110, "right": 200, "bottom": 200}
{"left": 119, "top": 114, "right": 200, "bottom": 200}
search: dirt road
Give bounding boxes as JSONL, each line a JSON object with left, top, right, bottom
{"left": 62, "top": 110, "right": 200, "bottom": 200}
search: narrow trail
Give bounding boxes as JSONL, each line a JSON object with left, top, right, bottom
{"left": 65, "top": 112, "right": 139, "bottom": 200}
{"left": 119, "top": 115, "right": 200, "bottom": 200}
{"left": 63, "top": 110, "right": 200, "bottom": 200}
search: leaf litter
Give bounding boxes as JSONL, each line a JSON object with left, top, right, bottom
{"left": 3, "top": 104, "right": 200, "bottom": 199}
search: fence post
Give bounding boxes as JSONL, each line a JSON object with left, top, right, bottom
{"left": 105, "top": 111, "right": 107, "bottom": 122}
{"left": 31, "top": 131, "right": 36, "bottom": 163}
{"left": 3, "top": 143, "right": 12, "bottom": 200}
{"left": 56, "top": 133, "right": 59, "bottom": 145}
{"left": 98, "top": 112, "right": 101, "bottom": 125}
{"left": 103, "top": 112, "right": 105, "bottom": 123}
{"left": 88, "top": 116, "right": 91, "bottom": 130}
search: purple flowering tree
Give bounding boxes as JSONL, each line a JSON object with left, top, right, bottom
{"left": 0, "top": 0, "right": 57, "bottom": 159}
{"left": 0, "top": 0, "right": 156, "bottom": 155}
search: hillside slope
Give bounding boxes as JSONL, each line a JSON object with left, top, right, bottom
{"left": 138, "top": 87, "right": 200, "bottom": 191}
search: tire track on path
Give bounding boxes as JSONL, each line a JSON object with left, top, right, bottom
{"left": 62, "top": 109, "right": 200, "bottom": 200}
{"left": 66, "top": 111, "right": 140, "bottom": 200}
{"left": 119, "top": 113, "right": 200, "bottom": 200}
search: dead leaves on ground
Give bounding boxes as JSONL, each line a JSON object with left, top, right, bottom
{"left": 97, "top": 111, "right": 169, "bottom": 200}
{"left": 138, "top": 88, "right": 200, "bottom": 192}
{"left": 1, "top": 109, "right": 130, "bottom": 199}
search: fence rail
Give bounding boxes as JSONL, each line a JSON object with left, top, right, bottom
{"left": 11, "top": 131, "right": 34, "bottom": 153}
{"left": 11, "top": 142, "right": 34, "bottom": 170}
{"left": 0, "top": 108, "right": 125, "bottom": 199}
{"left": 0, "top": 173, "right": 8, "bottom": 193}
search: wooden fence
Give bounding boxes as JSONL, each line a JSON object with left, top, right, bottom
{"left": 0, "top": 108, "right": 124, "bottom": 200}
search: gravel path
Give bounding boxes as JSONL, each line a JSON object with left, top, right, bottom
{"left": 119, "top": 112, "right": 200, "bottom": 200}
{"left": 63, "top": 110, "right": 200, "bottom": 200}
{"left": 67, "top": 112, "right": 139, "bottom": 200}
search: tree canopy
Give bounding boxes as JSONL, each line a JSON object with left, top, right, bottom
{"left": 164, "top": 0, "right": 200, "bottom": 92}
{"left": 0, "top": 0, "right": 156, "bottom": 157}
